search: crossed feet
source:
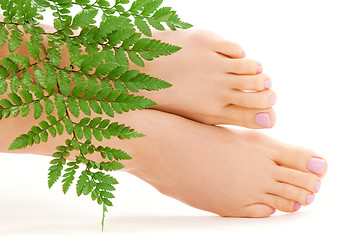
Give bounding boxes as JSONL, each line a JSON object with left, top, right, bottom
{"left": 0, "top": 29, "right": 327, "bottom": 218}
{"left": 123, "top": 29, "right": 327, "bottom": 216}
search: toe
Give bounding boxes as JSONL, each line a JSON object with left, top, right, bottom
{"left": 227, "top": 58, "right": 262, "bottom": 75}
{"left": 241, "top": 204, "right": 276, "bottom": 218}
{"left": 263, "top": 194, "right": 301, "bottom": 213}
{"left": 227, "top": 89, "right": 276, "bottom": 109}
{"left": 273, "top": 145, "right": 328, "bottom": 177}
{"left": 274, "top": 166, "right": 322, "bottom": 193}
{"left": 213, "top": 39, "right": 245, "bottom": 59}
{"left": 227, "top": 73, "right": 272, "bottom": 91}
{"left": 268, "top": 182, "right": 315, "bottom": 206}
{"left": 222, "top": 105, "right": 276, "bottom": 129}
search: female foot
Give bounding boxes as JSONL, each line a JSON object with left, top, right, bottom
{"left": 118, "top": 110, "right": 326, "bottom": 217}
{"left": 4, "top": 109, "right": 325, "bottom": 217}
{"left": 1, "top": 20, "right": 275, "bottom": 129}
{"left": 131, "top": 29, "right": 276, "bottom": 128}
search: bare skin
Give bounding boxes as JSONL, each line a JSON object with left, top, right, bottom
{"left": 0, "top": 109, "right": 326, "bottom": 217}
{"left": 0, "top": 15, "right": 275, "bottom": 128}
{"left": 0, "top": 17, "right": 326, "bottom": 217}
{"left": 131, "top": 29, "right": 276, "bottom": 128}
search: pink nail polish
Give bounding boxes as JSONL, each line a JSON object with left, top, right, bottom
{"left": 270, "top": 94, "right": 277, "bottom": 105}
{"left": 306, "top": 194, "right": 315, "bottom": 204}
{"left": 264, "top": 80, "right": 272, "bottom": 89}
{"left": 255, "top": 113, "right": 272, "bottom": 128}
{"left": 257, "top": 65, "right": 263, "bottom": 74}
{"left": 314, "top": 181, "right": 321, "bottom": 192}
{"left": 271, "top": 209, "right": 276, "bottom": 215}
{"left": 308, "top": 158, "right": 326, "bottom": 175}
{"left": 294, "top": 202, "right": 301, "bottom": 211}
{"left": 241, "top": 51, "right": 246, "bottom": 57}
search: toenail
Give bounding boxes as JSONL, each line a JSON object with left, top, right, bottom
{"left": 255, "top": 113, "right": 272, "bottom": 128}
{"left": 270, "top": 94, "right": 277, "bottom": 105}
{"left": 306, "top": 194, "right": 315, "bottom": 204}
{"left": 271, "top": 209, "right": 276, "bottom": 215}
{"left": 294, "top": 202, "right": 301, "bottom": 211}
{"left": 264, "top": 80, "right": 272, "bottom": 89}
{"left": 314, "top": 181, "right": 321, "bottom": 192}
{"left": 257, "top": 65, "right": 263, "bottom": 74}
{"left": 308, "top": 158, "right": 326, "bottom": 175}
{"left": 241, "top": 51, "right": 246, "bottom": 57}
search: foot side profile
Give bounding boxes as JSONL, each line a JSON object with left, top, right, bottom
{"left": 0, "top": 109, "right": 327, "bottom": 217}
{"left": 12, "top": 22, "right": 275, "bottom": 129}
{"left": 131, "top": 29, "right": 276, "bottom": 128}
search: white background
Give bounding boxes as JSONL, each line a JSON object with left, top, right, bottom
{"left": 1, "top": 0, "right": 356, "bottom": 239}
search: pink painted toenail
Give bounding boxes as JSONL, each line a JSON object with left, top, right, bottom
{"left": 314, "top": 181, "right": 321, "bottom": 192}
{"left": 270, "top": 94, "right": 277, "bottom": 105}
{"left": 255, "top": 113, "right": 272, "bottom": 128}
{"left": 271, "top": 209, "right": 276, "bottom": 215}
{"left": 257, "top": 65, "right": 263, "bottom": 74}
{"left": 241, "top": 51, "right": 246, "bottom": 57}
{"left": 308, "top": 158, "right": 326, "bottom": 175}
{"left": 294, "top": 202, "right": 301, "bottom": 211}
{"left": 264, "top": 80, "right": 272, "bottom": 89}
{"left": 307, "top": 194, "right": 315, "bottom": 204}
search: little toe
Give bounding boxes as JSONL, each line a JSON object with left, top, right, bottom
{"left": 222, "top": 105, "right": 276, "bottom": 129}
{"left": 214, "top": 39, "right": 246, "bottom": 59}
{"left": 227, "top": 73, "right": 272, "bottom": 91}
{"left": 268, "top": 182, "right": 315, "bottom": 206}
{"left": 273, "top": 144, "right": 328, "bottom": 177}
{"left": 241, "top": 204, "right": 276, "bottom": 218}
{"left": 274, "top": 166, "right": 322, "bottom": 193}
{"left": 227, "top": 58, "right": 263, "bottom": 75}
{"left": 227, "top": 89, "right": 276, "bottom": 109}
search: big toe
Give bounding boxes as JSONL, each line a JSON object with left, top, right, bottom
{"left": 273, "top": 144, "right": 328, "bottom": 177}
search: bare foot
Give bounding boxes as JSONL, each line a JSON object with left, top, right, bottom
{"left": 131, "top": 29, "right": 276, "bottom": 128}
{"left": 118, "top": 110, "right": 326, "bottom": 217}
{"left": 4, "top": 109, "right": 326, "bottom": 217}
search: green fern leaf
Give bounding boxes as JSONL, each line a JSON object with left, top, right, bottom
{"left": 59, "top": 70, "right": 71, "bottom": 97}
{"left": 21, "top": 104, "right": 30, "bottom": 117}
{"left": 128, "top": 49, "right": 145, "bottom": 67}
{"left": 25, "top": 40, "right": 42, "bottom": 60}
{"left": 78, "top": 98, "right": 91, "bottom": 116}
{"left": 44, "top": 63, "right": 58, "bottom": 95}
{"left": 48, "top": 160, "right": 64, "bottom": 189}
{"left": 72, "top": 8, "right": 99, "bottom": 29}
{"left": 44, "top": 97, "right": 55, "bottom": 114}
{"left": 72, "top": 73, "right": 87, "bottom": 97}
{"left": 8, "top": 53, "right": 30, "bottom": 69}
{"left": 134, "top": 16, "right": 152, "bottom": 37}
{"left": 20, "top": 71, "right": 33, "bottom": 91}
{"left": 54, "top": 94, "right": 66, "bottom": 119}
{"left": 8, "top": 134, "right": 30, "bottom": 150}
{"left": 0, "top": 78, "right": 6, "bottom": 95}
{"left": 8, "top": 92, "right": 23, "bottom": 106}
{"left": 33, "top": 101, "right": 43, "bottom": 119}
{"left": 76, "top": 170, "right": 90, "bottom": 196}
{"left": 30, "top": 84, "right": 44, "bottom": 100}
{"left": 0, "top": 57, "right": 18, "bottom": 72}
{"left": 89, "top": 99, "right": 103, "bottom": 114}
{"left": 67, "top": 97, "right": 80, "bottom": 118}
{"left": 62, "top": 164, "right": 78, "bottom": 194}
{"left": 8, "top": 27, "right": 23, "bottom": 52}
{"left": 9, "top": 74, "right": 20, "bottom": 93}
{"left": 146, "top": 17, "right": 164, "bottom": 30}
{"left": 0, "top": 24, "right": 9, "bottom": 46}
{"left": 19, "top": 90, "right": 34, "bottom": 104}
